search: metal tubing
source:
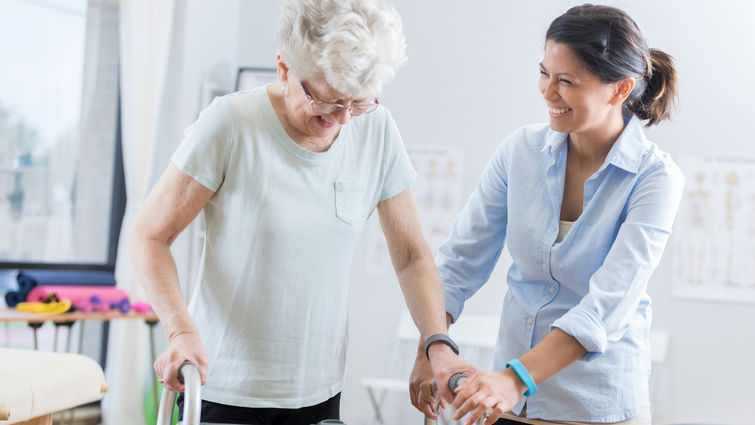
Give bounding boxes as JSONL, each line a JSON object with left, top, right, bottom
{"left": 155, "top": 388, "right": 177, "bottom": 425}
{"left": 426, "top": 374, "right": 488, "bottom": 425}
{"left": 155, "top": 361, "right": 201, "bottom": 425}
{"left": 149, "top": 323, "right": 158, "bottom": 417}
{"left": 180, "top": 362, "right": 202, "bottom": 425}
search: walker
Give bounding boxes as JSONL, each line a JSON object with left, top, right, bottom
{"left": 155, "top": 361, "right": 346, "bottom": 425}
{"left": 425, "top": 374, "right": 488, "bottom": 425}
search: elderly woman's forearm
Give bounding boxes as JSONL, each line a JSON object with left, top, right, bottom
{"left": 131, "top": 234, "right": 197, "bottom": 341}
{"left": 397, "top": 255, "right": 448, "bottom": 339}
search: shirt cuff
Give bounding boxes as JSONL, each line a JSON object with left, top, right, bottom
{"left": 442, "top": 282, "right": 466, "bottom": 323}
{"left": 551, "top": 306, "right": 607, "bottom": 361}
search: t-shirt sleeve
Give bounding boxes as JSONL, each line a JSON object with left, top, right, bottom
{"left": 171, "top": 97, "right": 235, "bottom": 192}
{"left": 379, "top": 108, "right": 417, "bottom": 200}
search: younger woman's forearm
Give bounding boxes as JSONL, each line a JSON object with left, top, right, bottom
{"left": 518, "top": 328, "right": 587, "bottom": 384}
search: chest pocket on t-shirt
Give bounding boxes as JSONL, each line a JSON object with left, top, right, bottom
{"left": 334, "top": 181, "right": 366, "bottom": 225}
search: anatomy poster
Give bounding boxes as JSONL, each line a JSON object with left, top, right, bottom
{"left": 671, "top": 157, "right": 755, "bottom": 303}
{"left": 364, "top": 147, "right": 465, "bottom": 274}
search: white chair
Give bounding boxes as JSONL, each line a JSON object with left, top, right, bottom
{"left": 361, "top": 311, "right": 418, "bottom": 424}
{"left": 361, "top": 311, "right": 499, "bottom": 425}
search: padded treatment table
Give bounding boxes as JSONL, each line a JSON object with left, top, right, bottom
{"left": 0, "top": 308, "right": 160, "bottom": 415}
{"left": 0, "top": 348, "right": 107, "bottom": 425}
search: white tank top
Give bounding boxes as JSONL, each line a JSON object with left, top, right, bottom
{"left": 556, "top": 220, "right": 574, "bottom": 243}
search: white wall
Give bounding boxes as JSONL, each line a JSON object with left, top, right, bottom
{"left": 174, "top": 1, "right": 755, "bottom": 424}
{"left": 151, "top": 0, "right": 244, "bottom": 293}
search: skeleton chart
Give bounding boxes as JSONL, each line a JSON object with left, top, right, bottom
{"left": 671, "top": 157, "right": 755, "bottom": 303}
{"left": 364, "top": 146, "right": 464, "bottom": 274}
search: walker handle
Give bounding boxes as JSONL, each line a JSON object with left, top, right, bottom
{"left": 430, "top": 373, "right": 469, "bottom": 397}
{"left": 429, "top": 373, "right": 489, "bottom": 425}
{"left": 155, "top": 361, "right": 201, "bottom": 425}
{"left": 448, "top": 373, "right": 469, "bottom": 395}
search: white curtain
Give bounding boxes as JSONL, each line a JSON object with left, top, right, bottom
{"left": 103, "top": 1, "right": 176, "bottom": 424}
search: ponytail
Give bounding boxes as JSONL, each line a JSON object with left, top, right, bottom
{"left": 628, "top": 48, "right": 678, "bottom": 126}
{"left": 547, "top": 5, "right": 679, "bottom": 127}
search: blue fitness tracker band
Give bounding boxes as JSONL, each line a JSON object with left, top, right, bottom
{"left": 424, "top": 334, "right": 460, "bottom": 360}
{"left": 505, "top": 358, "right": 537, "bottom": 396}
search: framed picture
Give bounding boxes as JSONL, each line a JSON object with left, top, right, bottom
{"left": 235, "top": 67, "right": 278, "bottom": 91}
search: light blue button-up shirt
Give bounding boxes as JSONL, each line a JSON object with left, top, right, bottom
{"left": 438, "top": 116, "right": 685, "bottom": 422}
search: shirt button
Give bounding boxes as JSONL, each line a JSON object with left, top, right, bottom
{"left": 549, "top": 287, "right": 555, "bottom": 293}
{"left": 542, "top": 263, "right": 547, "bottom": 269}
{"left": 527, "top": 317, "right": 533, "bottom": 324}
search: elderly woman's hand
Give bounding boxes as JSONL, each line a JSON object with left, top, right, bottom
{"left": 410, "top": 343, "right": 479, "bottom": 418}
{"left": 451, "top": 369, "right": 527, "bottom": 425}
{"left": 154, "top": 331, "right": 208, "bottom": 392}
{"left": 409, "top": 349, "right": 439, "bottom": 419}
{"left": 427, "top": 346, "right": 478, "bottom": 406}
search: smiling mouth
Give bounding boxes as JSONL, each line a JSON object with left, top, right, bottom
{"left": 316, "top": 116, "right": 337, "bottom": 127}
{"left": 548, "top": 106, "right": 572, "bottom": 116}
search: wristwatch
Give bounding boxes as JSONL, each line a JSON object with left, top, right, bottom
{"left": 424, "top": 334, "right": 460, "bottom": 360}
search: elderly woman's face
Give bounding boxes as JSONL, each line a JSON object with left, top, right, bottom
{"left": 287, "top": 74, "right": 374, "bottom": 139}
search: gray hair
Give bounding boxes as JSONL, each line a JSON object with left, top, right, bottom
{"left": 275, "top": 0, "right": 407, "bottom": 97}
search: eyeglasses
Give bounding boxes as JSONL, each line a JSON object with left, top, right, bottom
{"left": 300, "top": 81, "right": 379, "bottom": 116}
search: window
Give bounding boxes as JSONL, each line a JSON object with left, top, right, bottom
{"left": 0, "top": 0, "right": 123, "bottom": 269}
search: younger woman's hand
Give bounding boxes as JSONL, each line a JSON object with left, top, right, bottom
{"left": 451, "top": 369, "right": 527, "bottom": 425}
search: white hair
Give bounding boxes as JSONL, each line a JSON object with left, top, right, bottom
{"left": 275, "top": 0, "right": 407, "bottom": 97}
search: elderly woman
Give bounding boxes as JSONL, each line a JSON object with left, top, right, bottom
{"left": 131, "top": 0, "right": 472, "bottom": 424}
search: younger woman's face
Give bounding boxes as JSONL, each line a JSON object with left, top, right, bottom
{"left": 537, "top": 40, "right": 621, "bottom": 138}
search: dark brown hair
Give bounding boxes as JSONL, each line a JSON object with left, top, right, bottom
{"left": 546, "top": 4, "right": 677, "bottom": 126}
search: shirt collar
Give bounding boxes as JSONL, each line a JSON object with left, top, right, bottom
{"left": 540, "top": 126, "right": 568, "bottom": 160}
{"left": 540, "top": 114, "right": 647, "bottom": 174}
{"left": 603, "top": 114, "right": 647, "bottom": 174}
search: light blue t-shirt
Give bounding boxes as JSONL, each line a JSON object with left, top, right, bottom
{"left": 438, "top": 116, "right": 684, "bottom": 422}
{"left": 171, "top": 86, "right": 416, "bottom": 408}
